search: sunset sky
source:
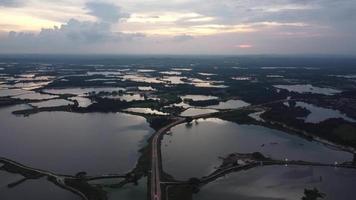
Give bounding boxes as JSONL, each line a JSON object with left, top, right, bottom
{"left": 0, "top": 0, "right": 356, "bottom": 55}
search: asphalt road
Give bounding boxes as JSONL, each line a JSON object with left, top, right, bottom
{"left": 150, "top": 117, "right": 186, "bottom": 200}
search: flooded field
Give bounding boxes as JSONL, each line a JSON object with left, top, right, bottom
{"left": 14, "top": 92, "right": 58, "bottom": 100}
{"left": 0, "top": 171, "right": 79, "bottom": 200}
{"left": 194, "top": 166, "right": 356, "bottom": 200}
{"left": 274, "top": 84, "right": 341, "bottom": 95}
{"left": 181, "top": 95, "right": 218, "bottom": 101}
{"left": 294, "top": 102, "right": 355, "bottom": 123}
{"left": 1, "top": 56, "right": 356, "bottom": 200}
{"left": 103, "top": 177, "right": 147, "bottom": 200}
{"left": 104, "top": 94, "right": 145, "bottom": 102}
{"left": 30, "top": 99, "right": 74, "bottom": 108}
{"left": 0, "top": 105, "right": 153, "bottom": 175}
{"left": 207, "top": 100, "right": 250, "bottom": 110}
{"left": 125, "top": 107, "right": 168, "bottom": 115}
{"left": 43, "top": 87, "right": 126, "bottom": 96}
{"left": 180, "top": 108, "right": 218, "bottom": 117}
{"left": 0, "top": 89, "right": 30, "bottom": 97}
{"left": 162, "top": 118, "right": 352, "bottom": 180}
{"left": 69, "top": 96, "right": 92, "bottom": 107}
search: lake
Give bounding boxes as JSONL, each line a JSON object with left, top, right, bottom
{"left": 0, "top": 171, "right": 79, "bottom": 200}
{"left": 0, "top": 105, "right": 153, "bottom": 175}
{"left": 162, "top": 118, "right": 352, "bottom": 180}
{"left": 194, "top": 166, "right": 356, "bottom": 200}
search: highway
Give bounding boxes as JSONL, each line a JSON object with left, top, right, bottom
{"left": 150, "top": 117, "right": 186, "bottom": 200}
{"left": 148, "top": 98, "right": 356, "bottom": 200}
{"left": 149, "top": 100, "right": 291, "bottom": 200}
{"left": 3, "top": 98, "right": 353, "bottom": 200}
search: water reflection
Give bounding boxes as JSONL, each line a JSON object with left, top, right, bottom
{"left": 207, "top": 100, "right": 250, "bottom": 110}
{"left": 194, "top": 166, "right": 356, "bottom": 200}
{"left": 104, "top": 94, "right": 145, "bottom": 102}
{"left": 0, "top": 89, "right": 30, "bottom": 97}
{"left": 0, "top": 172, "right": 79, "bottom": 200}
{"left": 162, "top": 118, "right": 352, "bottom": 180}
{"left": 125, "top": 108, "right": 168, "bottom": 116}
{"left": 69, "top": 96, "right": 92, "bottom": 108}
{"left": 43, "top": 87, "right": 125, "bottom": 96}
{"left": 273, "top": 84, "right": 341, "bottom": 95}
{"left": 180, "top": 108, "right": 218, "bottom": 117}
{"left": 0, "top": 105, "right": 153, "bottom": 175}
{"left": 30, "top": 99, "right": 74, "bottom": 108}
{"left": 160, "top": 71, "right": 182, "bottom": 75}
{"left": 104, "top": 177, "right": 147, "bottom": 200}
{"left": 181, "top": 95, "right": 218, "bottom": 101}
{"left": 295, "top": 102, "right": 355, "bottom": 123}
{"left": 15, "top": 92, "right": 58, "bottom": 100}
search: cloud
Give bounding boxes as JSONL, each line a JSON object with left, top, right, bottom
{"left": 0, "top": 2, "right": 143, "bottom": 53}
{"left": 173, "top": 34, "right": 194, "bottom": 42}
{"left": 0, "top": 0, "right": 24, "bottom": 7}
{"left": 0, "top": 0, "right": 356, "bottom": 54}
{"left": 0, "top": 0, "right": 144, "bottom": 53}
{"left": 85, "top": 2, "right": 130, "bottom": 23}
{"left": 4, "top": 18, "right": 144, "bottom": 45}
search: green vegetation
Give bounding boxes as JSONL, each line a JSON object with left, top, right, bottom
{"left": 215, "top": 109, "right": 257, "bottom": 124}
{"left": 2, "top": 56, "right": 356, "bottom": 200}
{"left": 262, "top": 103, "right": 356, "bottom": 148}
{"left": 166, "top": 185, "right": 193, "bottom": 200}
{"left": 184, "top": 99, "right": 220, "bottom": 106}
{"left": 65, "top": 178, "right": 107, "bottom": 200}
{"left": 332, "top": 125, "right": 356, "bottom": 143}
{"left": 147, "top": 116, "right": 177, "bottom": 131}
{"left": 302, "top": 188, "right": 325, "bottom": 200}
{"left": 157, "top": 93, "right": 181, "bottom": 105}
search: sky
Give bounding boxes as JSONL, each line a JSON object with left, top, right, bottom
{"left": 0, "top": 0, "right": 356, "bottom": 55}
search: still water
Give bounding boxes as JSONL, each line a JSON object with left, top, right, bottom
{"left": 194, "top": 166, "right": 356, "bottom": 200}
{"left": 274, "top": 84, "right": 341, "bottom": 95}
{"left": 295, "top": 102, "right": 355, "bottom": 123}
{"left": 207, "top": 100, "right": 250, "bottom": 110}
{"left": 180, "top": 108, "right": 218, "bottom": 117}
{"left": 0, "top": 105, "right": 153, "bottom": 175}
{"left": 0, "top": 171, "right": 79, "bottom": 200}
{"left": 125, "top": 108, "right": 168, "bottom": 115}
{"left": 162, "top": 118, "right": 352, "bottom": 180}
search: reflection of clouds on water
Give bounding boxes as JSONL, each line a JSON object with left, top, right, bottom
{"left": 200, "top": 118, "right": 229, "bottom": 125}
{"left": 0, "top": 106, "right": 153, "bottom": 175}
{"left": 281, "top": 166, "right": 314, "bottom": 180}
{"left": 207, "top": 100, "right": 250, "bottom": 110}
{"left": 124, "top": 108, "right": 168, "bottom": 116}
{"left": 274, "top": 84, "right": 341, "bottom": 95}
{"left": 195, "top": 166, "right": 356, "bottom": 200}
{"left": 295, "top": 102, "right": 355, "bottom": 123}
{"left": 162, "top": 119, "right": 352, "bottom": 180}
{"left": 180, "top": 108, "right": 218, "bottom": 117}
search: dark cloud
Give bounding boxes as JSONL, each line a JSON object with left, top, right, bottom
{"left": 0, "top": 17, "right": 144, "bottom": 53}
{"left": 0, "top": 0, "right": 356, "bottom": 54}
{"left": 85, "top": 2, "right": 130, "bottom": 23}
{"left": 0, "top": 2, "right": 139, "bottom": 53}
{"left": 6, "top": 18, "right": 143, "bottom": 42}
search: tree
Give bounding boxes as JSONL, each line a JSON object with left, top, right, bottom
{"left": 302, "top": 188, "right": 325, "bottom": 200}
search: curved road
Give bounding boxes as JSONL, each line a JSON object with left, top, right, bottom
{"left": 149, "top": 103, "right": 258, "bottom": 200}
{"left": 149, "top": 98, "right": 356, "bottom": 200}
{"left": 0, "top": 157, "right": 88, "bottom": 200}
{"left": 150, "top": 117, "right": 186, "bottom": 200}
{"left": 149, "top": 101, "right": 285, "bottom": 200}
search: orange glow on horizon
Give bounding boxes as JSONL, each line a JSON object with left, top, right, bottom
{"left": 237, "top": 44, "right": 253, "bottom": 48}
